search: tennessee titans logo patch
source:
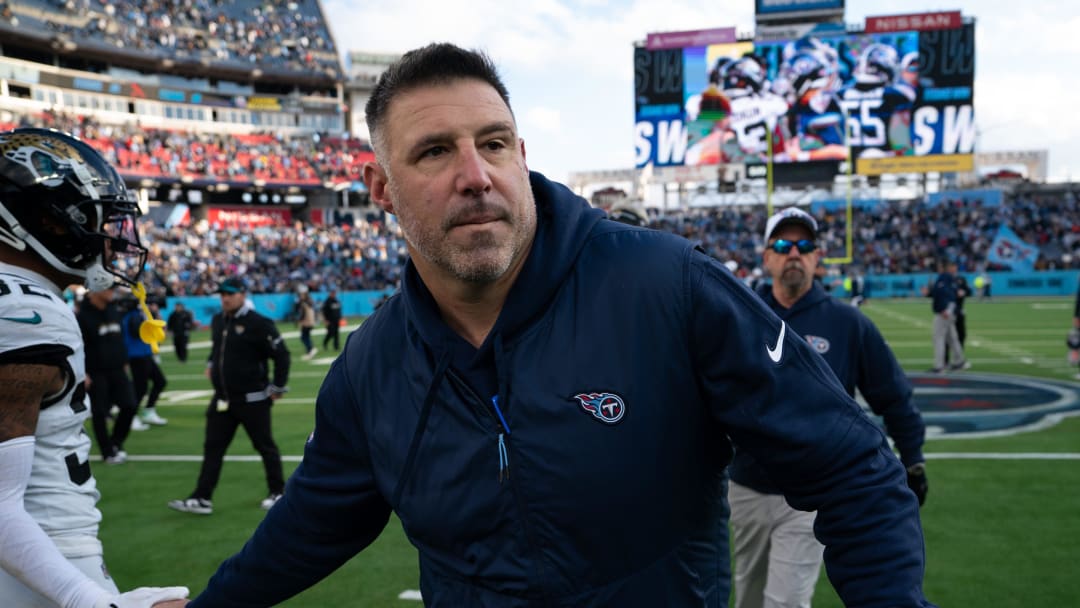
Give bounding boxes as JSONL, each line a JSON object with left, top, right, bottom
{"left": 805, "top": 335, "right": 830, "bottom": 354}
{"left": 573, "top": 392, "right": 626, "bottom": 424}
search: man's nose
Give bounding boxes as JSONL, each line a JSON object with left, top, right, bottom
{"left": 455, "top": 147, "right": 493, "bottom": 196}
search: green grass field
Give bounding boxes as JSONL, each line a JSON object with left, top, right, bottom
{"left": 92, "top": 297, "right": 1080, "bottom": 606}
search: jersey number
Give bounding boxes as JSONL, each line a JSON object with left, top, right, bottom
{"left": 839, "top": 99, "right": 886, "bottom": 147}
{"left": 0, "top": 278, "right": 53, "bottom": 299}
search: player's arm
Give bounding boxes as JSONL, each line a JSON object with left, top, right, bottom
{"left": 0, "top": 362, "right": 60, "bottom": 441}
{"left": 0, "top": 363, "right": 189, "bottom": 607}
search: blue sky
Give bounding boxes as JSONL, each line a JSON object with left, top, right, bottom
{"left": 324, "top": 0, "right": 1080, "bottom": 183}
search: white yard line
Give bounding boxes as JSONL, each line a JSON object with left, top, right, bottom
{"left": 872, "top": 307, "right": 1065, "bottom": 374}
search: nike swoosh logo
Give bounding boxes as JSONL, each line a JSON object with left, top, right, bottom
{"left": 766, "top": 321, "right": 786, "bottom": 363}
{"left": 1, "top": 311, "right": 42, "bottom": 324}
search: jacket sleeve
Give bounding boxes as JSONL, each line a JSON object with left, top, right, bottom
{"left": 263, "top": 317, "right": 290, "bottom": 388}
{"left": 855, "top": 312, "right": 926, "bottom": 467}
{"left": 686, "top": 249, "right": 933, "bottom": 608}
{"left": 190, "top": 356, "right": 392, "bottom": 607}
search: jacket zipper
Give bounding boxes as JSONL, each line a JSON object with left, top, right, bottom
{"left": 446, "top": 370, "right": 512, "bottom": 481}
{"left": 216, "top": 316, "right": 229, "bottom": 394}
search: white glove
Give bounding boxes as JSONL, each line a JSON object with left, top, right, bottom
{"left": 96, "top": 586, "right": 190, "bottom": 608}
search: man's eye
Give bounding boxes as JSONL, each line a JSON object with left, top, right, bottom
{"left": 485, "top": 140, "right": 507, "bottom": 151}
{"left": 420, "top": 146, "right": 447, "bottom": 159}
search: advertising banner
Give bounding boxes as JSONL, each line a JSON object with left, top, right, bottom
{"left": 755, "top": 0, "right": 845, "bottom": 23}
{"left": 633, "top": 17, "right": 975, "bottom": 176}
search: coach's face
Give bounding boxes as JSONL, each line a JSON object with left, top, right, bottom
{"left": 220, "top": 291, "right": 244, "bottom": 315}
{"left": 364, "top": 78, "right": 537, "bottom": 288}
{"left": 764, "top": 223, "right": 819, "bottom": 294}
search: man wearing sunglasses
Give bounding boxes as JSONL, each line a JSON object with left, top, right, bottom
{"left": 728, "top": 207, "right": 928, "bottom": 608}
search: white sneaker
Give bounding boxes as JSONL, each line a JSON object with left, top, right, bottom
{"left": 104, "top": 450, "right": 127, "bottom": 465}
{"left": 167, "top": 497, "right": 213, "bottom": 515}
{"left": 142, "top": 409, "right": 168, "bottom": 426}
{"left": 130, "top": 417, "right": 150, "bottom": 431}
{"left": 307, "top": 348, "right": 318, "bottom": 359}
{"left": 260, "top": 493, "right": 283, "bottom": 510}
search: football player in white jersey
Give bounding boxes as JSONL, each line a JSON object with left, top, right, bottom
{"left": 715, "top": 56, "right": 790, "bottom": 164}
{"left": 0, "top": 129, "right": 188, "bottom": 607}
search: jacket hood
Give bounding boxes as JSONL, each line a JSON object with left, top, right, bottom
{"left": 402, "top": 171, "right": 606, "bottom": 351}
{"left": 760, "top": 280, "right": 831, "bottom": 316}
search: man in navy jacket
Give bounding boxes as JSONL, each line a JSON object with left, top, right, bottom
{"left": 172, "top": 44, "right": 935, "bottom": 608}
{"left": 729, "top": 208, "right": 928, "bottom": 608}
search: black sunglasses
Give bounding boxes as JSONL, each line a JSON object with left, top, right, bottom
{"left": 768, "top": 239, "right": 817, "bottom": 255}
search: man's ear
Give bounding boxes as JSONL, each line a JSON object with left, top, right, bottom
{"left": 363, "top": 161, "right": 394, "bottom": 214}
{"left": 519, "top": 137, "right": 528, "bottom": 174}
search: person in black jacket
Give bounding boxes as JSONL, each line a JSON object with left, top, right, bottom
{"left": 321, "top": 289, "right": 343, "bottom": 351}
{"left": 166, "top": 302, "right": 195, "bottom": 362}
{"left": 76, "top": 286, "right": 138, "bottom": 463}
{"left": 168, "top": 277, "right": 290, "bottom": 515}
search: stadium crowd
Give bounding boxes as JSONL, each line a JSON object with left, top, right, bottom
{"left": 132, "top": 190, "right": 1080, "bottom": 299}
{"left": 24, "top": 0, "right": 340, "bottom": 76}
{"left": 1, "top": 110, "right": 371, "bottom": 186}
{"left": 652, "top": 193, "right": 1080, "bottom": 276}
{"left": 141, "top": 218, "right": 407, "bottom": 297}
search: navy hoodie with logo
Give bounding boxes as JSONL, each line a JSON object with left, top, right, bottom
{"left": 190, "top": 173, "right": 933, "bottom": 607}
{"left": 731, "top": 282, "right": 926, "bottom": 495}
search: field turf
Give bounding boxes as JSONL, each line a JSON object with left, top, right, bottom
{"left": 92, "top": 296, "right": 1080, "bottom": 606}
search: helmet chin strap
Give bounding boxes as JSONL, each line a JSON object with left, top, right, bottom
{"left": 84, "top": 261, "right": 117, "bottom": 292}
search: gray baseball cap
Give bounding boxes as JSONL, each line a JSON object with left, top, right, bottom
{"left": 764, "top": 207, "right": 818, "bottom": 241}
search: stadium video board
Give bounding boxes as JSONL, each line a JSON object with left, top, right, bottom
{"left": 633, "top": 15, "right": 975, "bottom": 177}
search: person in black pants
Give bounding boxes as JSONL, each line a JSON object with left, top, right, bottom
{"left": 952, "top": 262, "right": 971, "bottom": 350}
{"left": 123, "top": 300, "right": 168, "bottom": 426}
{"left": 168, "top": 277, "right": 290, "bottom": 515}
{"left": 166, "top": 302, "right": 194, "bottom": 362}
{"left": 321, "top": 289, "right": 343, "bottom": 351}
{"left": 76, "top": 287, "right": 137, "bottom": 463}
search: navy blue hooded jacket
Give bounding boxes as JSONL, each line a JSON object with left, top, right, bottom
{"left": 731, "top": 282, "right": 926, "bottom": 494}
{"left": 190, "top": 173, "right": 933, "bottom": 607}
{"left": 929, "top": 272, "right": 957, "bottom": 314}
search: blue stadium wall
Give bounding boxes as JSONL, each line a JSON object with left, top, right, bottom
{"left": 861, "top": 270, "right": 1079, "bottom": 299}
{"left": 159, "top": 270, "right": 1078, "bottom": 327}
{"left": 160, "top": 289, "right": 395, "bottom": 327}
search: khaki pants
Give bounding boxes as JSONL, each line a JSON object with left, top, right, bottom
{"left": 730, "top": 481, "right": 824, "bottom": 608}
{"left": 932, "top": 313, "right": 964, "bottom": 370}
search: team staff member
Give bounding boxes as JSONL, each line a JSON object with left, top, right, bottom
{"left": 166, "top": 302, "right": 194, "bottom": 363}
{"left": 730, "top": 208, "right": 929, "bottom": 608}
{"left": 0, "top": 128, "right": 187, "bottom": 607}
{"left": 77, "top": 286, "right": 140, "bottom": 462}
{"left": 321, "top": 288, "right": 343, "bottom": 351}
{"left": 168, "top": 278, "right": 290, "bottom": 515}
{"left": 929, "top": 261, "right": 968, "bottom": 372}
{"left": 952, "top": 262, "right": 971, "bottom": 350}
{"left": 165, "top": 44, "right": 933, "bottom": 608}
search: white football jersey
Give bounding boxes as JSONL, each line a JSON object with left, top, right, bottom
{"left": 726, "top": 92, "right": 789, "bottom": 156}
{"left": 0, "top": 263, "right": 102, "bottom": 556}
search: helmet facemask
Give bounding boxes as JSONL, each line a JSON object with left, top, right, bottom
{"left": 0, "top": 128, "right": 147, "bottom": 289}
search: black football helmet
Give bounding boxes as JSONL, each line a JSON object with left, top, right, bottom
{"left": 0, "top": 128, "right": 146, "bottom": 289}
{"left": 719, "top": 57, "right": 766, "bottom": 97}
